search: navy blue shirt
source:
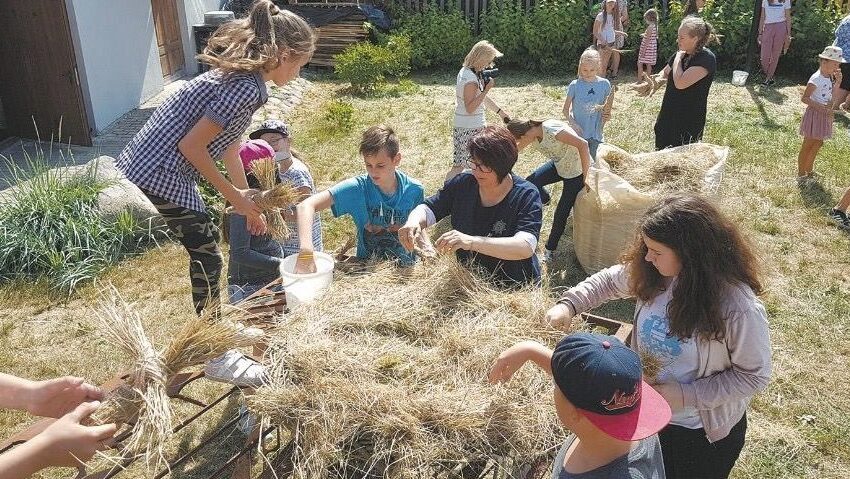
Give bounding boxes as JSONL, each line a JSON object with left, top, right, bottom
{"left": 425, "top": 173, "right": 542, "bottom": 285}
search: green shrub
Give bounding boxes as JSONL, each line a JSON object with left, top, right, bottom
{"left": 479, "top": 0, "right": 591, "bottom": 72}
{"left": 334, "top": 34, "right": 412, "bottom": 92}
{"left": 323, "top": 100, "right": 356, "bottom": 132}
{"left": 783, "top": 0, "right": 843, "bottom": 77}
{"left": 384, "top": 34, "right": 413, "bottom": 79}
{"left": 396, "top": 4, "right": 474, "bottom": 69}
{"left": 403, "top": 0, "right": 841, "bottom": 77}
{"left": 479, "top": 0, "right": 528, "bottom": 63}
{"left": 0, "top": 156, "right": 153, "bottom": 294}
{"left": 335, "top": 42, "right": 389, "bottom": 92}
{"left": 523, "top": 0, "right": 590, "bottom": 72}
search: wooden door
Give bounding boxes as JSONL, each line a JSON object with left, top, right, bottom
{"left": 152, "top": 0, "right": 186, "bottom": 82}
{"left": 0, "top": 0, "right": 92, "bottom": 146}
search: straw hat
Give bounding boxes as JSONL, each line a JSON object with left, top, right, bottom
{"left": 818, "top": 45, "right": 847, "bottom": 63}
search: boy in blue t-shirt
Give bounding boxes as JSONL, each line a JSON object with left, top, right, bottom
{"left": 564, "top": 49, "right": 613, "bottom": 160}
{"left": 294, "top": 125, "right": 424, "bottom": 272}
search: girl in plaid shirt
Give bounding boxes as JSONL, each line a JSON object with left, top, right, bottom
{"left": 116, "top": 0, "right": 315, "bottom": 315}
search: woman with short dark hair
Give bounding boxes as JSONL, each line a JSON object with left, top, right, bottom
{"left": 400, "top": 127, "right": 543, "bottom": 285}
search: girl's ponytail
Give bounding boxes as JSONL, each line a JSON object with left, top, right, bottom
{"left": 199, "top": 0, "right": 315, "bottom": 74}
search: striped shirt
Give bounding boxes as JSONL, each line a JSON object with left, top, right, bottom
{"left": 117, "top": 70, "right": 269, "bottom": 212}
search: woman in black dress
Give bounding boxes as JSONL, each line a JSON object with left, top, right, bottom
{"left": 652, "top": 16, "right": 719, "bottom": 150}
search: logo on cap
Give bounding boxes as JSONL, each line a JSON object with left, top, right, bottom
{"left": 601, "top": 387, "right": 641, "bottom": 411}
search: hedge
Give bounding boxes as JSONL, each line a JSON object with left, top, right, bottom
{"left": 392, "top": 0, "right": 845, "bottom": 76}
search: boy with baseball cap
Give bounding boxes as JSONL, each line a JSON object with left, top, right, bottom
{"left": 489, "top": 332, "right": 671, "bottom": 478}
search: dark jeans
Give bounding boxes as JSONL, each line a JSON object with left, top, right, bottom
{"left": 144, "top": 192, "right": 222, "bottom": 316}
{"left": 659, "top": 413, "right": 747, "bottom": 479}
{"left": 525, "top": 161, "right": 585, "bottom": 252}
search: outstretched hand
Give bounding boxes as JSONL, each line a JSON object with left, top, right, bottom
{"left": 25, "top": 377, "right": 103, "bottom": 419}
{"left": 543, "top": 303, "right": 574, "bottom": 330}
{"left": 30, "top": 401, "right": 117, "bottom": 468}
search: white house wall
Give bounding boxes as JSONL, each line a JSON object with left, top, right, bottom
{"left": 179, "top": 0, "right": 223, "bottom": 75}
{"left": 66, "top": 0, "right": 163, "bottom": 134}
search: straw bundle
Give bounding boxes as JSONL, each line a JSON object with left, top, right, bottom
{"left": 630, "top": 72, "right": 665, "bottom": 97}
{"left": 638, "top": 348, "right": 664, "bottom": 385}
{"left": 598, "top": 143, "right": 720, "bottom": 196}
{"left": 88, "top": 288, "right": 171, "bottom": 467}
{"left": 249, "top": 159, "right": 298, "bottom": 240}
{"left": 250, "top": 257, "right": 589, "bottom": 478}
{"left": 86, "top": 289, "right": 266, "bottom": 470}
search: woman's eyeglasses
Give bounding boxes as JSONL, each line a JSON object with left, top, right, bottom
{"left": 465, "top": 159, "right": 493, "bottom": 173}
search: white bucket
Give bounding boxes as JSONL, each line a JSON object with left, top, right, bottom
{"left": 280, "top": 251, "right": 335, "bottom": 309}
{"left": 731, "top": 70, "right": 749, "bottom": 87}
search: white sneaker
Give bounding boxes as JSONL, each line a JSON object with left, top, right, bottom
{"left": 537, "top": 249, "right": 554, "bottom": 263}
{"left": 204, "top": 350, "right": 267, "bottom": 388}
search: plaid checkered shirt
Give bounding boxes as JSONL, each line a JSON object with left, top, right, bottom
{"left": 116, "top": 70, "right": 268, "bottom": 212}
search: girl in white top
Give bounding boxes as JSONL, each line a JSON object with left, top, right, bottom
{"left": 593, "top": 0, "right": 624, "bottom": 79}
{"left": 448, "top": 40, "right": 511, "bottom": 183}
{"left": 797, "top": 46, "right": 845, "bottom": 181}
{"left": 758, "top": 0, "right": 792, "bottom": 86}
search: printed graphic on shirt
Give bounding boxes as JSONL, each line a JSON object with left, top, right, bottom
{"left": 491, "top": 220, "right": 507, "bottom": 236}
{"left": 362, "top": 203, "right": 413, "bottom": 264}
{"left": 640, "top": 313, "right": 684, "bottom": 362}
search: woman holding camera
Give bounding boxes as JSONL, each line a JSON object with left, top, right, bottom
{"left": 447, "top": 40, "right": 511, "bottom": 183}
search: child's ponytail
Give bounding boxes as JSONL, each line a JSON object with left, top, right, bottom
{"left": 199, "top": 0, "right": 315, "bottom": 74}
{"left": 505, "top": 119, "right": 545, "bottom": 139}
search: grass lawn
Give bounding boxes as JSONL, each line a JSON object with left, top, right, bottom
{"left": 1, "top": 69, "right": 849, "bottom": 478}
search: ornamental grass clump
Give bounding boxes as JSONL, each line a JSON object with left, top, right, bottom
{"left": 249, "top": 256, "right": 593, "bottom": 478}
{"left": 0, "top": 152, "right": 153, "bottom": 294}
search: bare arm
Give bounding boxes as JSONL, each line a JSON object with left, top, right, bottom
{"left": 398, "top": 204, "right": 431, "bottom": 252}
{"left": 0, "top": 402, "right": 117, "bottom": 479}
{"left": 801, "top": 83, "right": 832, "bottom": 112}
{"left": 593, "top": 18, "right": 603, "bottom": 44}
{"left": 483, "top": 95, "right": 510, "bottom": 120}
{"left": 178, "top": 117, "right": 266, "bottom": 233}
{"left": 463, "top": 81, "right": 490, "bottom": 114}
{"left": 435, "top": 230, "right": 534, "bottom": 260}
{"left": 562, "top": 96, "right": 583, "bottom": 134}
{"left": 296, "top": 190, "right": 334, "bottom": 253}
{"left": 670, "top": 52, "right": 709, "bottom": 89}
{"left": 178, "top": 118, "right": 245, "bottom": 206}
{"left": 554, "top": 130, "right": 591, "bottom": 179}
{"left": 471, "top": 235, "right": 534, "bottom": 260}
{"left": 222, "top": 141, "right": 248, "bottom": 190}
{"left": 489, "top": 341, "right": 554, "bottom": 383}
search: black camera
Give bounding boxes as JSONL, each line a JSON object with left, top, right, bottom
{"left": 480, "top": 67, "right": 500, "bottom": 85}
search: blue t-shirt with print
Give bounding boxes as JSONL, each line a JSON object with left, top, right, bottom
{"left": 566, "top": 77, "right": 611, "bottom": 141}
{"left": 424, "top": 173, "right": 542, "bottom": 285}
{"left": 329, "top": 171, "right": 424, "bottom": 265}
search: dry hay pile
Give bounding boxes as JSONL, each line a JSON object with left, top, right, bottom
{"left": 86, "top": 289, "right": 265, "bottom": 470}
{"left": 597, "top": 143, "right": 723, "bottom": 197}
{"left": 250, "top": 257, "right": 590, "bottom": 478}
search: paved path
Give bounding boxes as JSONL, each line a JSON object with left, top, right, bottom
{"left": 0, "top": 75, "right": 312, "bottom": 188}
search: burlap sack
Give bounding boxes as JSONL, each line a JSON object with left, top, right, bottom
{"left": 573, "top": 143, "right": 728, "bottom": 274}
